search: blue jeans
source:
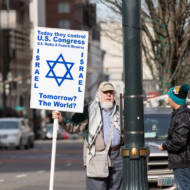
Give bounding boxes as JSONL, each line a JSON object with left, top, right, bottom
{"left": 173, "top": 168, "right": 190, "bottom": 190}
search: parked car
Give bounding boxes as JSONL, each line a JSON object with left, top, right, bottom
{"left": 42, "top": 123, "right": 83, "bottom": 140}
{"left": 67, "top": 132, "right": 82, "bottom": 140}
{"left": 61, "top": 128, "right": 68, "bottom": 140}
{"left": 144, "top": 107, "right": 176, "bottom": 189}
{"left": 0, "top": 118, "right": 35, "bottom": 149}
{"left": 42, "top": 123, "right": 63, "bottom": 139}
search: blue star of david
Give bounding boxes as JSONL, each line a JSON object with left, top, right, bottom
{"left": 45, "top": 54, "right": 74, "bottom": 87}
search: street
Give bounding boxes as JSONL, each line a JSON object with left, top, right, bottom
{"left": 0, "top": 139, "right": 85, "bottom": 190}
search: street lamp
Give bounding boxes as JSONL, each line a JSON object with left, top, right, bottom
{"left": 122, "top": 0, "right": 149, "bottom": 189}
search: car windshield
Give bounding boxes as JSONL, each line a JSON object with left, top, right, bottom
{"left": 45, "top": 124, "right": 53, "bottom": 131}
{"left": 45, "top": 124, "right": 62, "bottom": 131}
{"left": 0, "top": 121, "right": 19, "bottom": 129}
{"left": 144, "top": 114, "right": 171, "bottom": 139}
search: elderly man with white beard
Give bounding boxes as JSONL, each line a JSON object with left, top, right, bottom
{"left": 52, "top": 81, "right": 123, "bottom": 190}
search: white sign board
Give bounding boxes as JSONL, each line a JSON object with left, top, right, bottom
{"left": 30, "top": 27, "right": 88, "bottom": 113}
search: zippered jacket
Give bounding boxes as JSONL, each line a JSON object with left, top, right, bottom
{"left": 62, "top": 102, "right": 123, "bottom": 166}
{"left": 162, "top": 105, "right": 190, "bottom": 169}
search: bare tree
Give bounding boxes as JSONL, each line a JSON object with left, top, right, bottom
{"left": 97, "top": 0, "right": 190, "bottom": 94}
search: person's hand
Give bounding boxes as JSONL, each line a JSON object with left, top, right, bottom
{"left": 157, "top": 144, "right": 164, "bottom": 151}
{"left": 52, "top": 111, "right": 63, "bottom": 123}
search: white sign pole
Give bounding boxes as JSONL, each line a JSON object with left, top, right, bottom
{"left": 49, "top": 118, "right": 58, "bottom": 190}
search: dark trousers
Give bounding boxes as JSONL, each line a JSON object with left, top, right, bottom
{"left": 173, "top": 167, "right": 190, "bottom": 190}
{"left": 86, "top": 149, "right": 123, "bottom": 190}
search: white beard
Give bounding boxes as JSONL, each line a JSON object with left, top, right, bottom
{"left": 100, "top": 102, "right": 114, "bottom": 111}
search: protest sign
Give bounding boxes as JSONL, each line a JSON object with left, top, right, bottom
{"left": 30, "top": 27, "right": 88, "bottom": 113}
{"left": 30, "top": 27, "right": 89, "bottom": 190}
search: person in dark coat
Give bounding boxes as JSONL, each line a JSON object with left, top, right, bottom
{"left": 158, "top": 84, "right": 190, "bottom": 190}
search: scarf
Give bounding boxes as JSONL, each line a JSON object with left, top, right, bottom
{"left": 87, "top": 94, "right": 120, "bottom": 157}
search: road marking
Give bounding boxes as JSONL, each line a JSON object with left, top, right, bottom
{"left": 0, "top": 179, "right": 5, "bottom": 183}
{"left": 36, "top": 170, "right": 45, "bottom": 174}
{"left": 16, "top": 174, "right": 27, "bottom": 178}
{"left": 66, "top": 162, "right": 72, "bottom": 167}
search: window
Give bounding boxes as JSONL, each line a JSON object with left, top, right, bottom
{"left": 0, "top": 121, "right": 19, "bottom": 129}
{"left": 58, "top": 2, "right": 70, "bottom": 13}
{"left": 144, "top": 114, "right": 171, "bottom": 138}
{"left": 58, "top": 20, "right": 70, "bottom": 29}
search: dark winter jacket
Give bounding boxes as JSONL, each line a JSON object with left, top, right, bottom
{"left": 162, "top": 105, "right": 190, "bottom": 169}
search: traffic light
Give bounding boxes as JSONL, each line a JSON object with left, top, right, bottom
{"left": 83, "top": 3, "right": 96, "bottom": 28}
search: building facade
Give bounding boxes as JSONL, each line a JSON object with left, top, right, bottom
{"left": 46, "top": 0, "right": 86, "bottom": 30}
{"left": 30, "top": 0, "right": 105, "bottom": 102}
{"left": 0, "top": 0, "right": 32, "bottom": 116}
{"left": 100, "top": 21, "right": 157, "bottom": 98}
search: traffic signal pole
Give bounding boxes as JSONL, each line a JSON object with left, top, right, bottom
{"left": 121, "top": 0, "right": 149, "bottom": 189}
{"left": 2, "top": 29, "right": 10, "bottom": 110}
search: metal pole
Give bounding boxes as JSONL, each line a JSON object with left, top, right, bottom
{"left": 121, "top": 0, "right": 149, "bottom": 189}
{"left": 6, "top": 0, "right": 10, "bottom": 10}
{"left": 1, "top": 0, "right": 10, "bottom": 110}
{"left": 2, "top": 29, "right": 9, "bottom": 110}
{"left": 0, "top": 2, "right": 3, "bottom": 109}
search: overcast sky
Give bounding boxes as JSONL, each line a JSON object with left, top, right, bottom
{"left": 92, "top": 0, "right": 147, "bottom": 23}
{"left": 91, "top": 0, "right": 121, "bottom": 22}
